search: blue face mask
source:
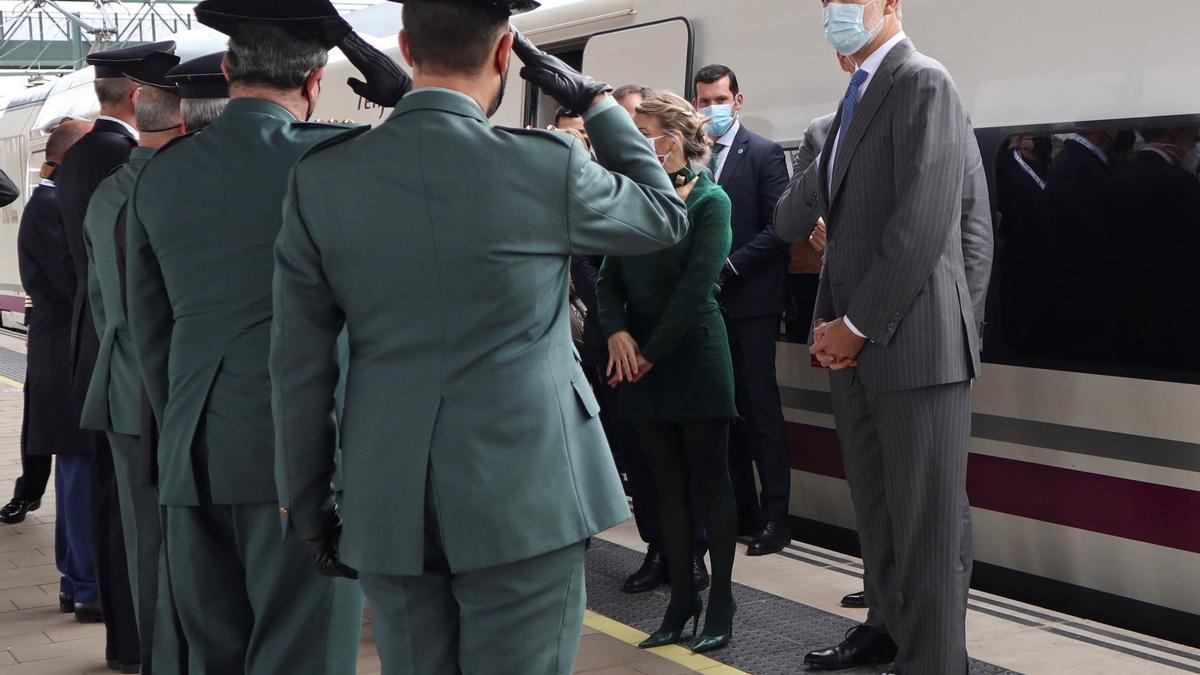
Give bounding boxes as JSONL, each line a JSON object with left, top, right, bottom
{"left": 823, "top": 0, "right": 885, "bottom": 56}
{"left": 700, "top": 104, "right": 735, "bottom": 137}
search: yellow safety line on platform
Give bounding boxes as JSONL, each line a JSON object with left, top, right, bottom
{"left": 583, "top": 610, "right": 748, "bottom": 674}
{"left": 0, "top": 374, "right": 22, "bottom": 389}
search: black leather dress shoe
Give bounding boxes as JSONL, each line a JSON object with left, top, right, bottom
{"left": 59, "top": 592, "right": 74, "bottom": 613}
{"left": 0, "top": 497, "right": 40, "bottom": 525}
{"left": 107, "top": 659, "right": 139, "bottom": 673}
{"left": 746, "top": 521, "right": 790, "bottom": 556}
{"left": 693, "top": 554, "right": 710, "bottom": 592}
{"left": 74, "top": 602, "right": 103, "bottom": 623}
{"left": 623, "top": 549, "right": 667, "bottom": 593}
{"left": 804, "top": 624, "right": 897, "bottom": 670}
{"left": 841, "top": 590, "right": 867, "bottom": 608}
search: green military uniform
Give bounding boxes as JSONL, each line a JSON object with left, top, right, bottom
{"left": 271, "top": 89, "right": 688, "bottom": 673}
{"left": 126, "top": 99, "right": 363, "bottom": 675}
{"left": 82, "top": 146, "right": 184, "bottom": 674}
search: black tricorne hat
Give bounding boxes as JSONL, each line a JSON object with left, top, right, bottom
{"left": 86, "top": 40, "right": 178, "bottom": 79}
{"left": 167, "top": 52, "right": 230, "bottom": 99}
{"left": 386, "top": 0, "right": 541, "bottom": 16}
{"left": 194, "top": 0, "right": 352, "bottom": 49}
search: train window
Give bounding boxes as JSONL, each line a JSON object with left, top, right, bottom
{"left": 983, "top": 121, "right": 1200, "bottom": 384}
{"left": 582, "top": 18, "right": 695, "bottom": 99}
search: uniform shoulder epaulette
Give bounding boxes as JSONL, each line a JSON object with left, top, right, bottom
{"left": 297, "top": 124, "right": 372, "bottom": 162}
{"left": 501, "top": 125, "right": 574, "bottom": 148}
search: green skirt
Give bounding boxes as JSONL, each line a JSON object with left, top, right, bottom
{"left": 618, "top": 308, "right": 737, "bottom": 423}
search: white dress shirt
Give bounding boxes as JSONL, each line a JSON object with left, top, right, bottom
{"left": 826, "top": 31, "right": 907, "bottom": 340}
{"left": 98, "top": 115, "right": 140, "bottom": 141}
{"left": 711, "top": 118, "right": 742, "bottom": 183}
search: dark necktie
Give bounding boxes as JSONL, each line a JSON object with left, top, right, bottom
{"left": 839, "top": 68, "right": 871, "bottom": 140}
{"left": 710, "top": 142, "right": 727, "bottom": 174}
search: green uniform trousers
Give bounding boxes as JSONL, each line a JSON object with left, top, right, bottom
{"left": 359, "top": 509, "right": 586, "bottom": 675}
{"left": 164, "top": 503, "right": 363, "bottom": 675}
{"left": 108, "top": 432, "right": 183, "bottom": 675}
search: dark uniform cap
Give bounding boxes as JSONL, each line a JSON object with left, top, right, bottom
{"left": 194, "top": 0, "right": 352, "bottom": 49}
{"left": 167, "top": 52, "right": 230, "bottom": 100}
{"left": 86, "top": 40, "right": 178, "bottom": 79}
{"left": 125, "top": 51, "right": 183, "bottom": 90}
{"left": 386, "top": 0, "right": 541, "bottom": 16}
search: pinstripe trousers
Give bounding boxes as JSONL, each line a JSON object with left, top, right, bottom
{"left": 831, "top": 371, "right": 973, "bottom": 674}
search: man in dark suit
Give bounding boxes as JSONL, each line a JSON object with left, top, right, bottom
{"left": 693, "top": 64, "right": 792, "bottom": 556}
{"left": 16, "top": 121, "right": 105, "bottom": 627}
{"left": 58, "top": 42, "right": 178, "bottom": 671}
{"left": 781, "top": 2, "right": 993, "bottom": 672}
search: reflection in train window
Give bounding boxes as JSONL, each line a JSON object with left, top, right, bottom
{"left": 984, "top": 123, "right": 1200, "bottom": 383}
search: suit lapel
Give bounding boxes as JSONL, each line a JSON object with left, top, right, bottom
{"left": 829, "top": 39, "right": 915, "bottom": 205}
{"left": 717, "top": 125, "right": 751, "bottom": 188}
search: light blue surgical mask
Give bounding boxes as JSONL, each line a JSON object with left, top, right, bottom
{"left": 700, "top": 104, "right": 735, "bottom": 137}
{"left": 823, "top": 0, "right": 885, "bottom": 56}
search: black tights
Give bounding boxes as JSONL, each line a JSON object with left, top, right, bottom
{"left": 636, "top": 419, "right": 736, "bottom": 635}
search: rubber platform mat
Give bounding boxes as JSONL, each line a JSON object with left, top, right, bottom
{"left": 585, "top": 539, "right": 1019, "bottom": 674}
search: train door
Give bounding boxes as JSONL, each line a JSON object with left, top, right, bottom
{"left": 515, "top": 17, "right": 695, "bottom": 130}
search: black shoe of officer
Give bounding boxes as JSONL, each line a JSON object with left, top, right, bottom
{"left": 74, "top": 602, "right": 103, "bottom": 624}
{"left": 623, "top": 549, "right": 667, "bottom": 593}
{"left": 693, "top": 554, "right": 710, "bottom": 592}
{"left": 841, "top": 590, "right": 867, "bottom": 608}
{"left": 0, "top": 497, "right": 40, "bottom": 525}
{"left": 58, "top": 592, "right": 74, "bottom": 613}
{"left": 746, "top": 521, "right": 790, "bottom": 556}
{"left": 804, "top": 624, "right": 898, "bottom": 670}
{"left": 107, "top": 660, "right": 139, "bottom": 673}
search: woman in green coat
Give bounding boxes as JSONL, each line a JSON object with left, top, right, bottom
{"left": 597, "top": 90, "right": 738, "bottom": 654}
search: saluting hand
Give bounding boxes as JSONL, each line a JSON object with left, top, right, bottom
{"left": 338, "top": 31, "right": 412, "bottom": 108}
{"left": 511, "top": 29, "right": 611, "bottom": 115}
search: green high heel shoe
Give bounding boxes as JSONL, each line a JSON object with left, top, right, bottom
{"left": 638, "top": 593, "right": 703, "bottom": 649}
{"left": 691, "top": 597, "right": 737, "bottom": 654}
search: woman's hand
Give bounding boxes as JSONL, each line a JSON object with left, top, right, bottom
{"left": 675, "top": 176, "right": 700, "bottom": 202}
{"left": 606, "top": 331, "right": 641, "bottom": 386}
{"left": 629, "top": 355, "right": 654, "bottom": 383}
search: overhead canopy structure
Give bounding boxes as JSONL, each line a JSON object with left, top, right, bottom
{"left": 0, "top": 0, "right": 381, "bottom": 76}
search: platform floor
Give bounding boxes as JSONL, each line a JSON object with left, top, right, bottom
{"left": 1, "top": 332, "right": 1199, "bottom": 674}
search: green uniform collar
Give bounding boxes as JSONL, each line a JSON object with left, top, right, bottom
{"left": 391, "top": 87, "right": 488, "bottom": 124}
{"left": 223, "top": 97, "right": 297, "bottom": 122}
{"left": 130, "top": 146, "right": 157, "bottom": 164}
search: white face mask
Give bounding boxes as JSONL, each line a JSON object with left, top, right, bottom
{"left": 644, "top": 134, "right": 671, "bottom": 165}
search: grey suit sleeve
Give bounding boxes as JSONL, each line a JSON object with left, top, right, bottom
{"left": 846, "top": 68, "right": 969, "bottom": 345}
{"left": 0, "top": 169, "right": 19, "bottom": 208}
{"left": 270, "top": 167, "right": 344, "bottom": 541}
{"left": 959, "top": 136, "right": 994, "bottom": 335}
{"left": 775, "top": 117, "right": 829, "bottom": 244}
{"left": 567, "top": 101, "right": 689, "bottom": 256}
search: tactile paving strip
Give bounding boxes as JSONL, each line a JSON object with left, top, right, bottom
{"left": 585, "top": 539, "right": 1020, "bottom": 675}
{"left": 0, "top": 345, "right": 25, "bottom": 384}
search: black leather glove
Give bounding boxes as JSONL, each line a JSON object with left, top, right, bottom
{"left": 511, "top": 29, "right": 611, "bottom": 115}
{"left": 338, "top": 31, "right": 411, "bottom": 108}
{"left": 304, "top": 517, "right": 358, "bottom": 580}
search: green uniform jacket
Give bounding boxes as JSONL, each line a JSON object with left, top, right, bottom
{"left": 127, "top": 99, "right": 352, "bottom": 506}
{"left": 81, "top": 147, "right": 153, "bottom": 436}
{"left": 597, "top": 167, "right": 737, "bottom": 423}
{"left": 272, "top": 89, "right": 689, "bottom": 575}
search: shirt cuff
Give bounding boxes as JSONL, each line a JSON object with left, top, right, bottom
{"left": 844, "top": 315, "right": 866, "bottom": 339}
{"left": 725, "top": 259, "right": 738, "bottom": 276}
{"left": 584, "top": 95, "right": 617, "bottom": 121}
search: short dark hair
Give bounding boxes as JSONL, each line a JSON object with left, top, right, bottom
{"left": 693, "top": 64, "right": 739, "bottom": 96}
{"left": 226, "top": 24, "right": 328, "bottom": 90}
{"left": 94, "top": 77, "right": 138, "bottom": 106}
{"left": 613, "top": 84, "right": 653, "bottom": 102}
{"left": 46, "top": 121, "right": 89, "bottom": 164}
{"left": 402, "top": 1, "right": 508, "bottom": 76}
{"left": 554, "top": 106, "right": 581, "bottom": 125}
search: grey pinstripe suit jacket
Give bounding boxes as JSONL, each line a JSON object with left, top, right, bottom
{"left": 785, "top": 39, "right": 994, "bottom": 393}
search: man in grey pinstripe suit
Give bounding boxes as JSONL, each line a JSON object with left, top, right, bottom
{"left": 777, "top": 1, "right": 994, "bottom": 672}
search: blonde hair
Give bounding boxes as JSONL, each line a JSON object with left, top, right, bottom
{"left": 636, "top": 90, "right": 711, "bottom": 165}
